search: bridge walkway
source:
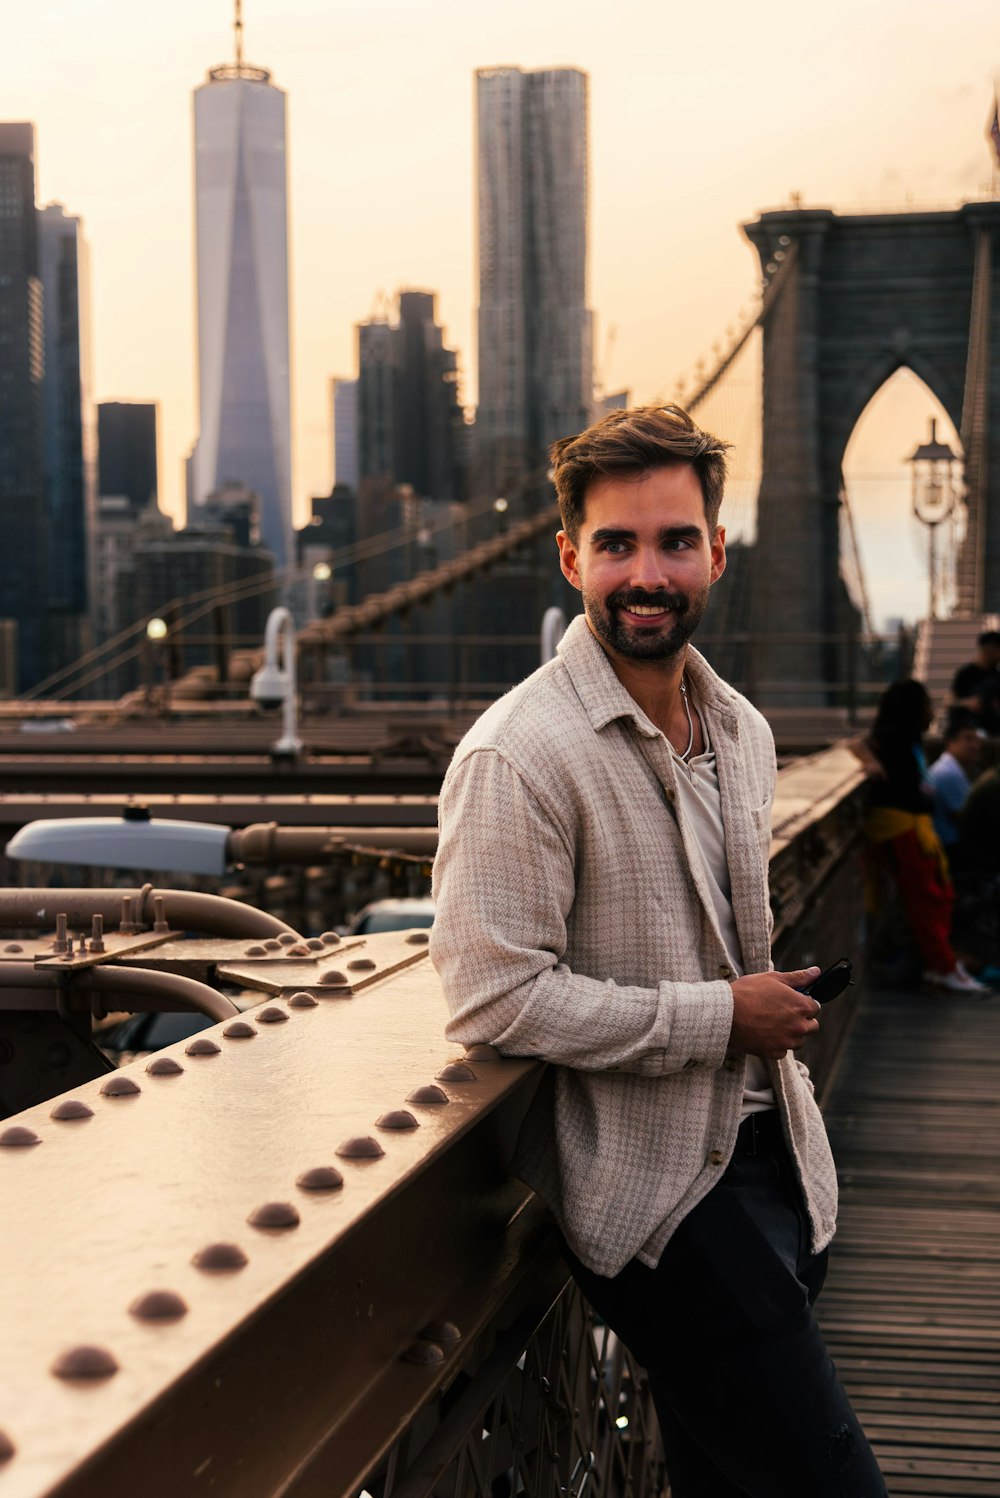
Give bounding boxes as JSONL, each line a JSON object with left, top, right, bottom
{"left": 818, "top": 984, "right": 1000, "bottom": 1496}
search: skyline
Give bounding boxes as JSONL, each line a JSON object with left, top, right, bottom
{"left": 4, "top": 0, "right": 999, "bottom": 624}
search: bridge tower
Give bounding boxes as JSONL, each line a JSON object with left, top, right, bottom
{"left": 743, "top": 201, "right": 1000, "bottom": 702}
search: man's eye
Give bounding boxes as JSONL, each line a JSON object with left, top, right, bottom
{"left": 600, "top": 541, "right": 628, "bottom": 554}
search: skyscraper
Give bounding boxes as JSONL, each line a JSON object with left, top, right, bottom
{"left": 97, "top": 401, "right": 158, "bottom": 513}
{"left": 355, "top": 291, "right": 464, "bottom": 501}
{"left": 39, "top": 202, "right": 95, "bottom": 668}
{"left": 331, "top": 378, "right": 359, "bottom": 492}
{"left": 191, "top": 19, "right": 292, "bottom": 566}
{"left": 0, "top": 123, "right": 47, "bottom": 689}
{"left": 475, "top": 66, "right": 593, "bottom": 503}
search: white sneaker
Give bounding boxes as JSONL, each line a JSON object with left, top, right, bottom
{"left": 924, "top": 965, "right": 990, "bottom": 994}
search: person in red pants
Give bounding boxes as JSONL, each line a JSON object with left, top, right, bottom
{"left": 854, "top": 679, "right": 987, "bottom": 993}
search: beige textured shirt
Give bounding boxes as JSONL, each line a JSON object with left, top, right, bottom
{"left": 430, "top": 616, "right": 838, "bottom": 1277}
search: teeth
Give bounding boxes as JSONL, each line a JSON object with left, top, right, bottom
{"left": 628, "top": 605, "right": 665, "bottom": 616}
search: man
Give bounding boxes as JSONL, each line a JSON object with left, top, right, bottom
{"left": 951, "top": 630, "right": 1000, "bottom": 733}
{"left": 430, "top": 405, "right": 886, "bottom": 1497}
{"left": 926, "top": 708, "right": 982, "bottom": 855}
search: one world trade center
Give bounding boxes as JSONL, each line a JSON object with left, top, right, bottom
{"left": 191, "top": 13, "right": 292, "bottom": 566}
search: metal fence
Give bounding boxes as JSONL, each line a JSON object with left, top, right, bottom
{"left": 359, "top": 1280, "right": 664, "bottom": 1498}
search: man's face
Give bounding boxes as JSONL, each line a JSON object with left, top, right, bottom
{"left": 556, "top": 464, "right": 726, "bottom": 665}
{"left": 950, "top": 727, "right": 982, "bottom": 772}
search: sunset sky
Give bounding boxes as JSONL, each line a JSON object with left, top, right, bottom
{"left": 3, "top": 0, "right": 997, "bottom": 625}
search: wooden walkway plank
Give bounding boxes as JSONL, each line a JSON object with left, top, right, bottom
{"left": 818, "top": 982, "right": 1000, "bottom": 1497}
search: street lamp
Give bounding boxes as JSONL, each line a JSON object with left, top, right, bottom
{"left": 250, "top": 605, "right": 302, "bottom": 758}
{"left": 906, "top": 418, "right": 962, "bottom": 620}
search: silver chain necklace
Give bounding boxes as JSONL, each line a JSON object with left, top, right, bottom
{"left": 678, "top": 675, "right": 695, "bottom": 761}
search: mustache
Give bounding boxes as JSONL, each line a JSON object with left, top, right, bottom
{"left": 609, "top": 589, "right": 689, "bottom": 614}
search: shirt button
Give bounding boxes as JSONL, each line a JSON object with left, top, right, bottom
{"left": 665, "top": 787, "right": 676, "bottom": 803}
{"left": 708, "top": 1149, "right": 725, "bottom": 1166}
{"left": 683, "top": 1059, "right": 698, "bottom": 1070}
{"left": 723, "top": 1057, "right": 740, "bottom": 1073}
{"left": 718, "top": 964, "right": 733, "bottom": 979}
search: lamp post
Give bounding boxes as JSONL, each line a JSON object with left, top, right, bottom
{"left": 143, "top": 616, "right": 168, "bottom": 708}
{"left": 906, "top": 418, "right": 961, "bottom": 621}
{"left": 540, "top": 607, "right": 567, "bottom": 664}
{"left": 250, "top": 606, "right": 302, "bottom": 758}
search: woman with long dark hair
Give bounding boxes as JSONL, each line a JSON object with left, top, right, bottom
{"left": 857, "top": 679, "right": 986, "bottom": 993}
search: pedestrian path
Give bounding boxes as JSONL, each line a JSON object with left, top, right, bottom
{"left": 818, "top": 983, "right": 1000, "bottom": 1496}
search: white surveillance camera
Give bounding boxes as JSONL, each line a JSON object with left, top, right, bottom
{"left": 250, "top": 663, "right": 290, "bottom": 711}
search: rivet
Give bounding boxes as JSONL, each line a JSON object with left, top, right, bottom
{"left": 247, "top": 1201, "right": 300, "bottom": 1229}
{"left": 52, "top": 1345, "right": 118, "bottom": 1380}
{"left": 286, "top": 944, "right": 311, "bottom": 956}
{"left": 3, "top": 942, "right": 22, "bottom": 953}
{"left": 420, "top": 1319, "right": 462, "bottom": 1343}
{"left": 129, "top": 1289, "right": 187, "bottom": 1321}
{"left": 403, "top": 1340, "right": 444, "bottom": 1366}
{"left": 464, "top": 1045, "right": 500, "bottom": 1062}
{"left": 305, "top": 938, "right": 325, "bottom": 951}
{"left": 288, "top": 992, "right": 318, "bottom": 1009}
{"left": 0, "top": 1125, "right": 41, "bottom": 1147}
{"left": 407, "top": 1085, "right": 449, "bottom": 1105}
{"left": 76, "top": 936, "right": 87, "bottom": 955}
{"left": 320, "top": 931, "right": 340, "bottom": 945}
{"left": 65, "top": 935, "right": 75, "bottom": 958}
{"left": 244, "top": 944, "right": 267, "bottom": 957}
{"left": 0, "top": 1429, "right": 14, "bottom": 1462}
{"left": 192, "top": 1242, "right": 247, "bottom": 1271}
{"left": 256, "top": 1006, "right": 288, "bottom": 1024}
{"left": 51, "top": 1098, "right": 94, "bottom": 1121}
{"left": 376, "top": 1109, "right": 419, "bottom": 1130}
{"left": 48, "top": 1041, "right": 71, "bottom": 1067}
{"left": 53, "top": 912, "right": 68, "bottom": 953}
{"left": 296, "top": 1165, "right": 344, "bottom": 1191}
{"left": 100, "top": 1075, "right": 141, "bottom": 1098}
{"left": 335, "top": 1135, "right": 385, "bottom": 1160}
{"left": 319, "top": 969, "right": 348, "bottom": 986}
{"left": 185, "top": 1037, "right": 221, "bottom": 1057}
{"left": 147, "top": 1056, "right": 184, "bottom": 1076}
{"left": 223, "top": 1020, "right": 256, "bottom": 1039}
{"left": 436, "top": 1062, "right": 478, "bottom": 1083}
{"left": 119, "top": 895, "right": 136, "bottom": 935}
{"left": 263, "top": 939, "right": 282, "bottom": 952}
{"left": 348, "top": 957, "right": 377, "bottom": 971}
{"left": 406, "top": 931, "right": 430, "bottom": 946}
{"left": 152, "top": 895, "right": 169, "bottom": 934}
{"left": 277, "top": 932, "right": 298, "bottom": 946}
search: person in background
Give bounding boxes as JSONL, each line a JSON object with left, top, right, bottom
{"left": 955, "top": 767, "right": 1000, "bottom": 880}
{"left": 951, "top": 630, "right": 1000, "bottom": 733}
{"left": 926, "top": 709, "right": 983, "bottom": 858}
{"left": 855, "top": 679, "right": 987, "bottom": 994}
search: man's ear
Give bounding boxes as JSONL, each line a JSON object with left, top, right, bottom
{"left": 709, "top": 525, "right": 727, "bottom": 586}
{"left": 557, "top": 530, "right": 583, "bottom": 592}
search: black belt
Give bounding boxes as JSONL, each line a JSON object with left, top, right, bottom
{"left": 733, "top": 1109, "right": 784, "bottom": 1158}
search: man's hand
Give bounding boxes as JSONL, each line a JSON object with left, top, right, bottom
{"left": 729, "top": 967, "right": 822, "bottom": 1060}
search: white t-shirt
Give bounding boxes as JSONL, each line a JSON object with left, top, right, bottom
{"left": 669, "top": 701, "right": 775, "bottom": 1118}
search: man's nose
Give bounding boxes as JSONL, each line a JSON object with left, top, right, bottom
{"left": 629, "top": 546, "right": 670, "bottom": 591}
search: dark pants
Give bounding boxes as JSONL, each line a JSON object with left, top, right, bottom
{"left": 566, "top": 1111, "right": 887, "bottom": 1498}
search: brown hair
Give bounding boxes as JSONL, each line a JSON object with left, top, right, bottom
{"left": 550, "top": 404, "right": 730, "bottom": 541}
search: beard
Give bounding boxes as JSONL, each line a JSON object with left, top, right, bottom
{"left": 583, "top": 584, "right": 709, "bottom": 663}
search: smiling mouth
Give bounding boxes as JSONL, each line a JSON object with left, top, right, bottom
{"left": 624, "top": 604, "right": 669, "bottom": 617}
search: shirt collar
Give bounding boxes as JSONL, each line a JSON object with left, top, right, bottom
{"left": 556, "top": 614, "right": 740, "bottom": 738}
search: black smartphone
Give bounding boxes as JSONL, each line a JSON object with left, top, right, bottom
{"left": 804, "top": 957, "right": 853, "bottom": 1005}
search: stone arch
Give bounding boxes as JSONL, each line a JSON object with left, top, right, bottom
{"left": 742, "top": 202, "right": 1000, "bottom": 702}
